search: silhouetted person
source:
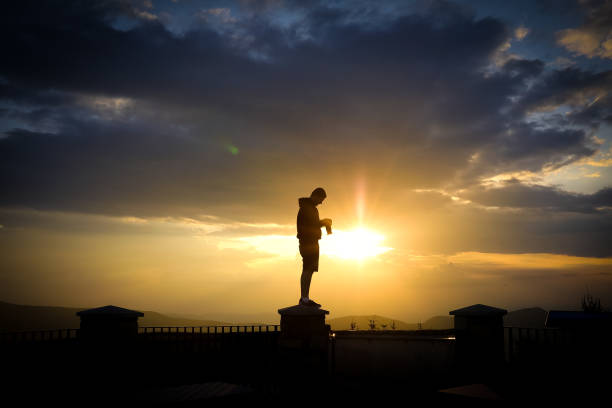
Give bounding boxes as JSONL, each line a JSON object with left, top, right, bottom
{"left": 297, "top": 187, "right": 332, "bottom": 307}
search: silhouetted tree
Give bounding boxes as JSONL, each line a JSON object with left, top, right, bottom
{"left": 582, "top": 292, "right": 603, "bottom": 313}
{"left": 368, "top": 319, "right": 376, "bottom": 330}
{"left": 350, "top": 320, "right": 358, "bottom": 330}
{"left": 390, "top": 320, "right": 396, "bottom": 330}
{"left": 381, "top": 323, "right": 388, "bottom": 330}
{"left": 417, "top": 321, "right": 422, "bottom": 330}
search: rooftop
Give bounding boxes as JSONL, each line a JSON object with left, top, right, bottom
{"left": 76, "top": 305, "right": 144, "bottom": 317}
{"left": 449, "top": 304, "right": 507, "bottom": 317}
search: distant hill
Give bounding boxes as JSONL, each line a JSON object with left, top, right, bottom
{"left": 164, "top": 311, "right": 277, "bottom": 325}
{"left": 422, "top": 315, "right": 454, "bottom": 330}
{"left": 328, "top": 315, "right": 416, "bottom": 330}
{"left": 328, "top": 314, "right": 454, "bottom": 331}
{"left": 329, "top": 308, "right": 548, "bottom": 331}
{"left": 1, "top": 300, "right": 550, "bottom": 332}
{"left": 504, "top": 307, "right": 547, "bottom": 328}
{"left": 0, "top": 300, "right": 230, "bottom": 332}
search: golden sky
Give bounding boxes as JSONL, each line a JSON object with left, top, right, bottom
{"left": 1, "top": 203, "right": 610, "bottom": 322}
{"left": 1, "top": 0, "right": 612, "bottom": 322}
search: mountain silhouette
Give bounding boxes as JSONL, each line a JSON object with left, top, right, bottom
{"left": 327, "top": 314, "right": 454, "bottom": 330}
{"left": 2, "top": 300, "right": 550, "bottom": 332}
{"left": 0, "top": 300, "right": 230, "bottom": 332}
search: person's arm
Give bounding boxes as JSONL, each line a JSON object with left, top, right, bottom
{"left": 320, "top": 218, "right": 332, "bottom": 235}
{"left": 320, "top": 218, "right": 332, "bottom": 227}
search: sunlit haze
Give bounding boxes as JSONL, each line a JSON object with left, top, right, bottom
{"left": 1, "top": 0, "right": 612, "bottom": 323}
{"left": 322, "top": 228, "right": 392, "bottom": 260}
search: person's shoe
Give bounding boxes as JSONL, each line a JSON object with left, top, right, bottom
{"left": 298, "top": 298, "right": 321, "bottom": 307}
{"left": 306, "top": 299, "right": 321, "bottom": 308}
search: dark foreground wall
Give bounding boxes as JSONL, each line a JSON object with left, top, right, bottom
{"left": 332, "top": 330, "right": 456, "bottom": 389}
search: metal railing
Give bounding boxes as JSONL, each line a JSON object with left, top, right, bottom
{"left": 0, "top": 325, "right": 281, "bottom": 346}
{"left": 504, "top": 326, "right": 576, "bottom": 363}
{"left": 138, "top": 325, "right": 280, "bottom": 335}
{"left": 0, "top": 329, "right": 79, "bottom": 345}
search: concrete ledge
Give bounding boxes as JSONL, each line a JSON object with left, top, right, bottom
{"left": 277, "top": 304, "right": 329, "bottom": 315}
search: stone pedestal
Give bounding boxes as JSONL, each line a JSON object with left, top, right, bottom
{"left": 277, "top": 305, "right": 331, "bottom": 390}
{"left": 278, "top": 305, "right": 330, "bottom": 350}
{"left": 450, "top": 304, "right": 507, "bottom": 377}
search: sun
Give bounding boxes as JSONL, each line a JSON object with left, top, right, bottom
{"left": 320, "top": 227, "right": 393, "bottom": 260}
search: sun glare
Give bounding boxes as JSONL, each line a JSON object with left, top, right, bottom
{"left": 219, "top": 227, "right": 393, "bottom": 263}
{"left": 321, "top": 227, "right": 392, "bottom": 260}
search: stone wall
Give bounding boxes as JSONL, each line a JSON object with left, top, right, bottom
{"left": 333, "top": 331, "right": 455, "bottom": 381}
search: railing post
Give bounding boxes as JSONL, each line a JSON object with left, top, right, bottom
{"left": 507, "top": 327, "right": 513, "bottom": 363}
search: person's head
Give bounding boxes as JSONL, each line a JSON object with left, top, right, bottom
{"left": 310, "top": 187, "right": 327, "bottom": 205}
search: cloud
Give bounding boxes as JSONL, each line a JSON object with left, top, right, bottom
{"left": 515, "top": 26, "right": 529, "bottom": 40}
{"left": 460, "top": 179, "right": 612, "bottom": 213}
{"left": 509, "top": 65, "right": 612, "bottom": 132}
{"left": 0, "top": 0, "right": 611, "bottom": 259}
{"left": 556, "top": 0, "right": 612, "bottom": 59}
{"left": 2, "top": 1, "right": 579, "bottom": 187}
{"left": 196, "top": 8, "right": 237, "bottom": 24}
{"left": 515, "top": 66, "right": 612, "bottom": 113}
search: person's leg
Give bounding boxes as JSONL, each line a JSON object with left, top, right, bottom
{"left": 301, "top": 267, "right": 313, "bottom": 299}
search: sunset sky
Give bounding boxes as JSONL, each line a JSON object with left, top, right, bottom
{"left": 1, "top": 0, "right": 611, "bottom": 323}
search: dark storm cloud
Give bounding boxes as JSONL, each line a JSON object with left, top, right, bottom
{"left": 0, "top": 82, "right": 76, "bottom": 107}
{"left": 391, "top": 198, "right": 612, "bottom": 257}
{"left": 500, "top": 58, "right": 546, "bottom": 80}
{"left": 2, "top": 0, "right": 505, "bottom": 115}
{"left": 461, "top": 180, "right": 612, "bottom": 213}
{"left": 0, "top": 122, "right": 263, "bottom": 217}
{"left": 513, "top": 67, "right": 612, "bottom": 123}
{"left": 0, "top": 0, "right": 610, "bottom": 250}
{"left": 496, "top": 123, "right": 595, "bottom": 170}
{"left": 1, "top": 1, "right": 247, "bottom": 106}
{"left": 3, "top": 1, "right": 594, "bottom": 169}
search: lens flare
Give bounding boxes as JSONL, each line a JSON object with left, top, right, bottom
{"left": 321, "top": 227, "right": 392, "bottom": 260}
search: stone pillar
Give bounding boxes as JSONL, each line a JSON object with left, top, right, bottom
{"left": 76, "top": 305, "right": 144, "bottom": 348}
{"left": 450, "top": 304, "right": 507, "bottom": 377}
{"left": 278, "top": 305, "right": 330, "bottom": 349}
{"left": 277, "top": 305, "right": 331, "bottom": 391}
{"left": 75, "top": 305, "right": 145, "bottom": 396}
